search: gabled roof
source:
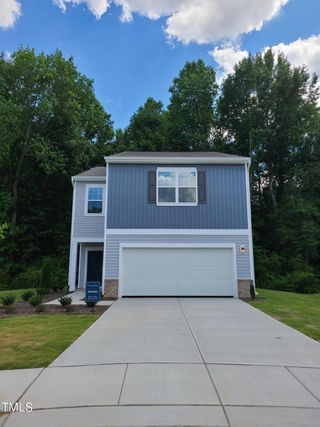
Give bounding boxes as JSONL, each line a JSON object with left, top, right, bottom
{"left": 72, "top": 167, "right": 106, "bottom": 183}
{"left": 73, "top": 151, "right": 250, "bottom": 182}
{"left": 105, "top": 151, "right": 250, "bottom": 165}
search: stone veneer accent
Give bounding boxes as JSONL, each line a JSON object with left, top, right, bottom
{"left": 104, "top": 279, "right": 119, "bottom": 299}
{"left": 238, "top": 279, "right": 253, "bottom": 299}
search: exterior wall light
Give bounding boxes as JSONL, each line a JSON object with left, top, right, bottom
{"left": 240, "top": 245, "right": 247, "bottom": 254}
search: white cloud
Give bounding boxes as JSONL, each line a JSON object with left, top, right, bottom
{"left": 210, "top": 35, "right": 320, "bottom": 85}
{"left": 53, "top": 0, "right": 110, "bottom": 19}
{"left": 0, "top": 0, "right": 21, "bottom": 30}
{"left": 210, "top": 45, "right": 249, "bottom": 75}
{"left": 165, "top": 0, "right": 288, "bottom": 44}
{"left": 53, "top": 0, "right": 288, "bottom": 44}
{"left": 266, "top": 34, "right": 320, "bottom": 76}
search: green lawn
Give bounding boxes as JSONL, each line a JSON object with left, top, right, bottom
{"left": 0, "top": 288, "right": 36, "bottom": 302}
{"left": 0, "top": 315, "right": 98, "bottom": 370}
{"left": 250, "top": 289, "right": 320, "bottom": 341}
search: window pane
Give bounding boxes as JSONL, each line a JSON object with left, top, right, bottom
{"left": 158, "top": 187, "right": 176, "bottom": 203}
{"left": 158, "top": 171, "right": 176, "bottom": 187}
{"left": 88, "top": 187, "right": 103, "bottom": 201}
{"left": 178, "top": 170, "right": 196, "bottom": 186}
{"left": 88, "top": 200, "right": 103, "bottom": 213}
{"left": 179, "top": 188, "right": 196, "bottom": 203}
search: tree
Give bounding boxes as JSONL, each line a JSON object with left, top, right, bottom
{"left": 0, "top": 48, "right": 113, "bottom": 276}
{"left": 121, "top": 97, "right": 167, "bottom": 151}
{"left": 217, "top": 50, "right": 319, "bottom": 213}
{"left": 216, "top": 49, "right": 320, "bottom": 289}
{"left": 167, "top": 60, "right": 217, "bottom": 151}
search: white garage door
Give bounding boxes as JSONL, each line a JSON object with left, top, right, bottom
{"left": 121, "top": 247, "right": 236, "bottom": 297}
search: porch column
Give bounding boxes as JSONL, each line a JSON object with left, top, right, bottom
{"left": 68, "top": 241, "right": 78, "bottom": 291}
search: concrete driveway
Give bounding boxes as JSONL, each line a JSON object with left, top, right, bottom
{"left": 2, "top": 298, "right": 320, "bottom": 427}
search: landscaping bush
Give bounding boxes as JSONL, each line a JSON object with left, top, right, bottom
{"left": 86, "top": 301, "right": 97, "bottom": 312}
{"left": 22, "top": 290, "right": 35, "bottom": 301}
{"left": 38, "top": 258, "right": 53, "bottom": 295}
{"left": 4, "top": 306, "right": 15, "bottom": 314}
{"left": 58, "top": 295, "right": 72, "bottom": 306}
{"left": 28, "top": 295, "right": 43, "bottom": 307}
{"left": 35, "top": 304, "right": 46, "bottom": 313}
{"left": 0, "top": 294, "right": 16, "bottom": 305}
{"left": 250, "top": 283, "right": 255, "bottom": 300}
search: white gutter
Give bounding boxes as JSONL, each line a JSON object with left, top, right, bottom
{"left": 104, "top": 155, "right": 251, "bottom": 165}
{"left": 71, "top": 176, "right": 106, "bottom": 182}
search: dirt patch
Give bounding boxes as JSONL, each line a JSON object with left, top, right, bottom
{"left": 0, "top": 301, "right": 108, "bottom": 318}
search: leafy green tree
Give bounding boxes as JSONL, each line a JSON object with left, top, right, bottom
{"left": 167, "top": 60, "right": 217, "bottom": 151}
{"left": 217, "top": 50, "right": 319, "bottom": 213}
{"left": 216, "top": 49, "right": 320, "bottom": 290}
{"left": 0, "top": 48, "right": 113, "bottom": 227}
{"left": 0, "top": 48, "right": 113, "bottom": 277}
{"left": 121, "top": 97, "right": 167, "bottom": 151}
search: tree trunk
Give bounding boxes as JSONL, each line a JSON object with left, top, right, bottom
{"left": 11, "top": 123, "right": 31, "bottom": 227}
{"left": 268, "top": 176, "right": 278, "bottom": 214}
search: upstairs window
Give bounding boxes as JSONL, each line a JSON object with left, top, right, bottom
{"left": 157, "top": 168, "right": 197, "bottom": 206}
{"left": 86, "top": 185, "right": 104, "bottom": 215}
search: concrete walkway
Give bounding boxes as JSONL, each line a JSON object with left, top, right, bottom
{"left": 44, "top": 289, "right": 113, "bottom": 306}
{"left": 1, "top": 298, "right": 320, "bottom": 426}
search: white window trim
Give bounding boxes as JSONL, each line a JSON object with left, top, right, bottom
{"left": 84, "top": 184, "right": 105, "bottom": 216}
{"left": 156, "top": 167, "right": 198, "bottom": 206}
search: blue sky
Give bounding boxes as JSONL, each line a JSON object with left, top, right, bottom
{"left": 0, "top": 0, "right": 320, "bottom": 129}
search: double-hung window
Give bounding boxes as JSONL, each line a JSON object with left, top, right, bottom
{"left": 157, "top": 168, "right": 197, "bottom": 206}
{"left": 85, "top": 184, "right": 104, "bottom": 215}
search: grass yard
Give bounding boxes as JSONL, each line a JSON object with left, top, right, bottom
{"left": 0, "top": 314, "right": 98, "bottom": 370}
{"left": 0, "top": 288, "right": 36, "bottom": 301}
{"left": 250, "top": 289, "right": 320, "bottom": 341}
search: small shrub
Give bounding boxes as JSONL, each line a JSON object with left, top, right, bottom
{"left": 0, "top": 294, "right": 16, "bottom": 305}
{"left": 250, "top": 283, "right": 255, "bottom": 300}
{"left": 35, "top": 304, "right": 46, "bottom": 313}
{"left": 58, "top": 296, "right": 72, "bottom": 306}
{"left": 22, "top": 290, "right": 35, "bottom": 301}
{"left": 4, "top": 305, "right": 16, "bottom": 314}
{"left": 86, "top": 301, "right": 97, "bottom": 312}
{"left": 28, "top": 295, "right": 43, "bottom": 307}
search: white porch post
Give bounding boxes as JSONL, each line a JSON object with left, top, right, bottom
{"left": 68, "top": 241, "right": 78, "bottom": 291}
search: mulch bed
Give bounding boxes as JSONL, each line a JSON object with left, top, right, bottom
{"left": 0, "top": 301, "right": 109, "bottom": 318}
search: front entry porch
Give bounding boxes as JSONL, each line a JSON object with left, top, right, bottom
{"left": 68, "top": 242, "right": 104, "bottom": 292}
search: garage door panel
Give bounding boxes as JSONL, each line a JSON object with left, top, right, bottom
{"left": 121, "top": 247, "right": 236, "bottom": 297}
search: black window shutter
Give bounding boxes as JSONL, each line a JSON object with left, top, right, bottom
{"left": 148, "top": 171, "right": 156, "bottom": 204}
{"left": 198, "top": 171, "right": 206, "bottom": 203}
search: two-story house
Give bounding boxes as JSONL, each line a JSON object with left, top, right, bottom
{"left": 68, "top": 152, "right": 254, "bottom": 299}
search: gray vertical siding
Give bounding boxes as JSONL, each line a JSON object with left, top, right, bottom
{"left": 73, "top": 181, "right": 105, "bottom": 238}
{"left": 107, "top": 164, "right": 248, "bottom": 229}
{"left": 105, "top": 234, "right": 251, "bottom": 280}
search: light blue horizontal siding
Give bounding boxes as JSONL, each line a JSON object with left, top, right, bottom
{"left": 107, "top": 164, "right": 248, "bottom": 229}
{"left": 105, "top": 234, "right": 251, "bottom": 280}
{"left": 73, "top": 181, "right": 105, "bottom": 238}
